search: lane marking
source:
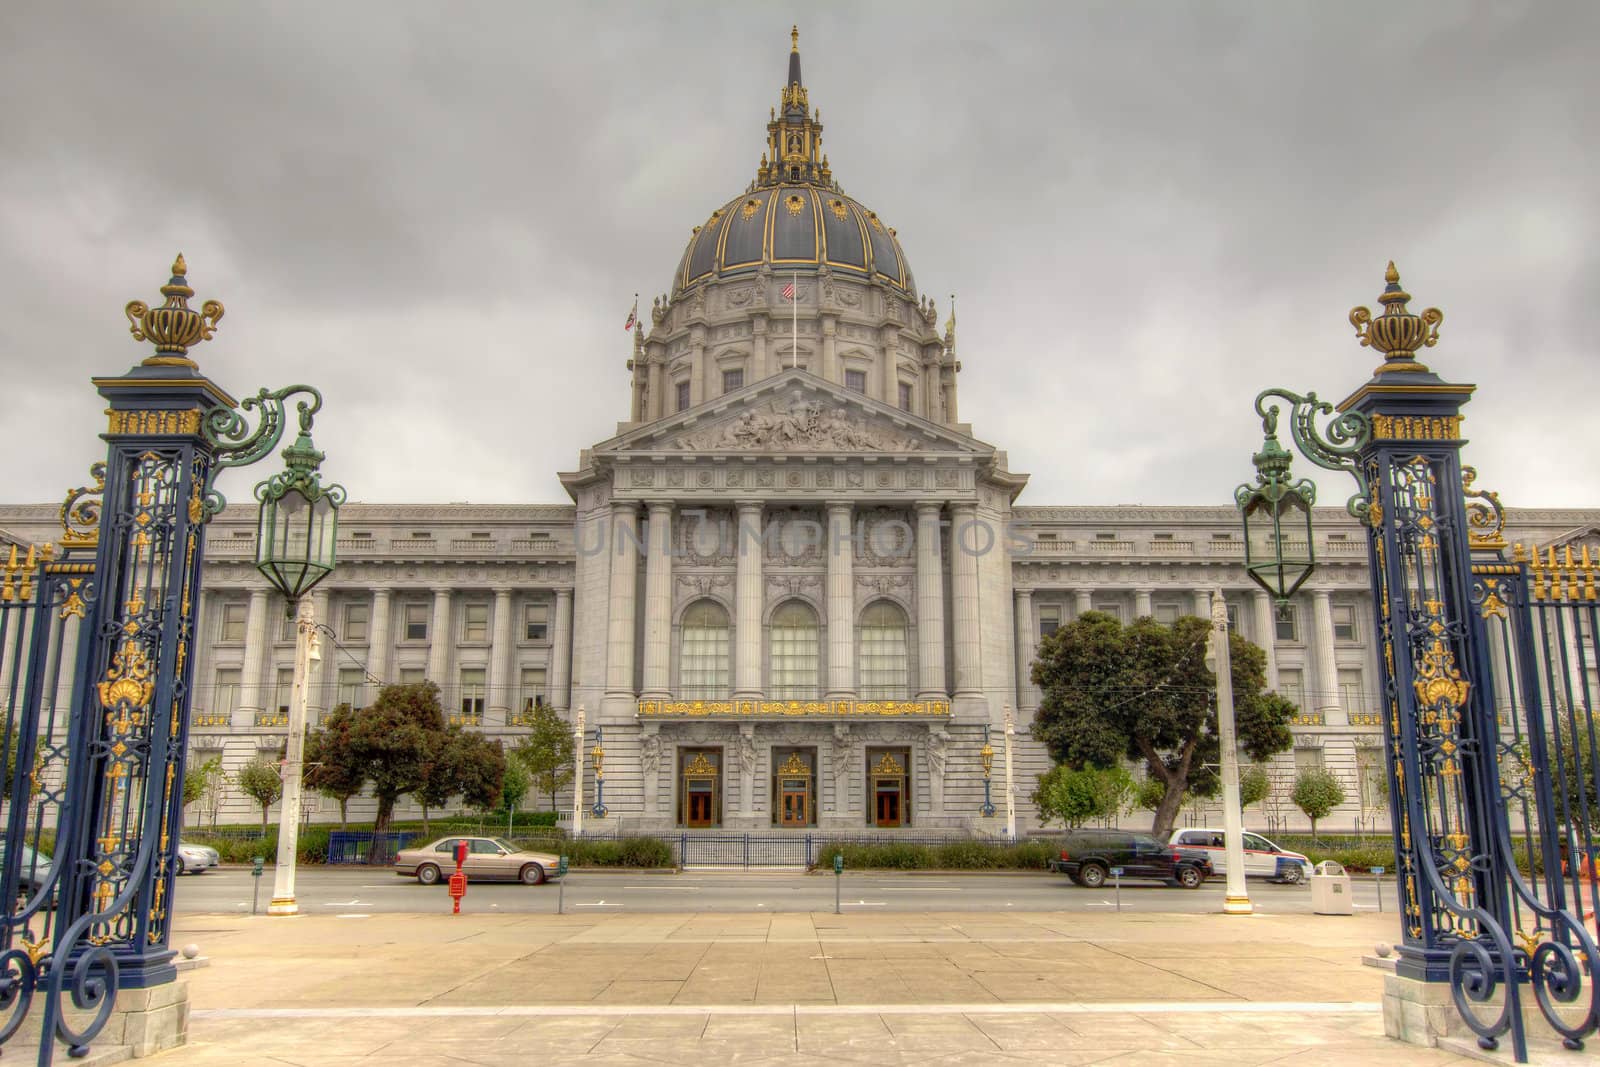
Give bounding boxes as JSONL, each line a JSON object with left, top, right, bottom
{"left": 874, "top": 888, "right": 960, "bottom": 892}
{"left": 842, "top": 901, "right": 885, "bottom": 907}
{"left": 573, "top": 901, "right": 623, "bottom": 908}
{"left": 324, "top": 900, "right": 371, "bottom": 907}
{"left": 196, "top": 1000, "right": 1383, "bottom": 1019}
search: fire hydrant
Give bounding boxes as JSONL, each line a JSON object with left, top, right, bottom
{"left": 449, "top": 840, "right": 468, "bottom": 914}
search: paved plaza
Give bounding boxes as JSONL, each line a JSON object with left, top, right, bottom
{"left": 122, "top": 908, "right": 1492, "bottom": 1065}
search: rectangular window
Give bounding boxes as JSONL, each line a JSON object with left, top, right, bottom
{"left": 459, "top": 668, "right": 486, "bottom": 719}
{"left": 1153, "top": 532, "right": 1174, "bottom": 541}
{"left": 897, "top": 381, "right": 913, "bottom": 411}
{"left": 275, "top": 667, "right": 295, "bottom": 715}
{"left": 220, "top": 602, "right": 247, "bottom": 643}
{"left": 1294, "top": 746, "right": 1325, "bottom": 773}
{"left": 1356, "top": 746, "right": 1387, "bottom": 813}
{"left": 524, "top": 602, "right": 549, "bottom": 641}
{"left": 403, "top": 603, "right": 428, "bottom": 641}
{"left": 343, "top": 602, "right": 370, "bottom": 643}
{"left": 1035, "top": 532, "right": 1057, "bottom": 542}
{"left": 1095, "top": 532, "right": 1116, "bottom": 541}
{"left": 1094, "top": 602, "right": 1123, "bottom": 621}
{"left": 278, "top": 604, "right": 296, "bottom": 642}
{"left": 215, "top": 668, "right": 242, "bottom": 718}
{"left": 398, "top": 667, "right": 426, "bottom": 684}
{"left": 410, "top": 531, "right": 433, "bottom": 540}
{"left": 1225, "top": 603, "right": 1240, "bottom": 632}
{"left": 469, "top": 531, "right": 491, "bottom": 540}
{"left": 1279, "top": 668, "right": 1304, "bottom": 710}
{"left": 676, "top": 380, "right": 691, "bottom": 411}
{"left": 1211, "top": 532, "right": 1235, "bottom": 541}
{"left": 1274, "top": 604, "right": 1299, "bottom": 642}
{"left": 351, "top": 531, "right": 374, "bottom": 541}
{"left": 1154, "top": 604, "right": 1180, "bottom": 625}
{"left": 1332, "top": 604, "right": 1357, "bottom": 642}
{"left": 721, "top": 368, "right": 743, "bottom": 393}
{"left": 844, "top": 369, "right": 867, "bottom": 393}
{"left": 463, "top": 602, "right": 489, "bottom": 643}
{"left": 336, "top": 668, "right": 364, "bottom": 710}
{"left": 1338, "top": 668, "right": 1364, "bottom": 716}
{"left": 1038, "top": 605, "right": 1061, "bottom": 639}
{"left": 520, "top": 667, "right": 547, "bottom": 711}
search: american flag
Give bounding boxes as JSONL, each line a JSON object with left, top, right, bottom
{"left": 781, "top": 280, "right": 796, "bottom": 300}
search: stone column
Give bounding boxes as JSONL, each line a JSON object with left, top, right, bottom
{"left": 641, "top": 501, "right": 674, "bottom": 699}
{"left": 647, "top": 360, "right": 664, "bottom": 420}
{"left": 238, "top": 587, "right": 271, "bottom": 725}
{"left": 825, "top": 501, "right": 855, "bottom": 699}
{"left": 489, "top": 588, "right": 515, "bottom": 720}
{"left": 950, "top": 502, "right": 982, "bottom": 699}
{"left": 1311, "top": 589, "right": 1343, "bottom": 723}
{"left": 1074, "top": 589, "right": 1092, "bottom": 617}
{"left": 914, "top": 501, "right": 947, "bottom": 700}
{"left": 308, "top": 587, "right": 332, "bottom": 720}
{"left": 368, "top": 588, "right": 392, "bottom": 686}
{"left": 1251, "top": 589, "right": 1280, "bottom": 691}
{"left": 550, "top": 588, "right": 574, "bottom": 709}
{"left": 605, "top": 502, "right": 641, "bottom": 698}
{"left": 427, "top": 587, "right": 453, "bottom": 687}
{"left": 1135, "top": 588, "right": 1153, "bottom": 619}
{"left": 1192, "top": 589, "right": 1211, "bottom": 618}
{"left": 1013, "top": 587, "right": 1037, "bottom": 711}
{"left": 820, "top": 314, "right": 837, "bottom": 379}
{"left": 689, "top": 327, "right": 706, "bottom": 404}
{"left": 734, "top": 501, "right": 764, "bottom": 699}
{"left": 752, "top": 316, "right": 770, "bottom": 380}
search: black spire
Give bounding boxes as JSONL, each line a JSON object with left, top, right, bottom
{"left": 788, "top": 24, "right": 802, "bottom": 89}
{"left": 756, "top": 26, "right": 832, "bottom": 188}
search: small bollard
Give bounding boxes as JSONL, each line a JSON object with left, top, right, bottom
{"left": 834, "top": 853, "right": 843, "bottom": 915}
{"left": 557, "top": 856, "right": 569, "bottom": 915}
{"left": 250, "top": 856, "right": 265, "bottom": 915}
{"left": 1372, "top": 866, "right": 1386, "bottom": 913}
{"left": 1111, "top": 867, "right": 1123, "bottom": 912}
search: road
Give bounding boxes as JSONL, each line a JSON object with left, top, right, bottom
{"left": 174, "top": 865, "right": 1400, "bottom": 916}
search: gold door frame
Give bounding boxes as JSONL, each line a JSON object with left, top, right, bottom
{"left": 679, "top": 748, "right": 722, "bottom": 828}
{"left": 773, "top": 749, "right": 814, "bottom": 827}
{"left": 868, "top": 750, "right": 908, "bottom": 827}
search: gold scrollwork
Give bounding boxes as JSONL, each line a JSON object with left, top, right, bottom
{"left": 685, "top": 752, "right": 716, "bottom": 776}
{"left": 97, "top": 637, "right": 154, "bottom": 710}
{"left": 1370, "top": 414, "right": 1461, "bottom": 441}
{"left": 58, "top": 461, "right": 106, "bottom": 549}
{"left": 872, "top": 752, "right": 904, "bottom": 776}
{"left": 105, "top": 409, "right": 203, "bottom": 437}
{"left": 784, "top": 194, "right": 805, "bottom": 216}
{"left": 777, "top": 752, "right": 810, "bottom": 776}
{"left": 828, "top": 198, "right": 848, "bottom": 221}
{"left": 741, "top": 198, "right": 762, "bottom": 220}
{"left": 637, "top": 698, "right": 952, "bottom": 718}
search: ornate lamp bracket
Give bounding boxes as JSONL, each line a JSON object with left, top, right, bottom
{"left": 1251, "top": 388, "right": 1372, "bottom": 521}
{"left": 200, "top": 384, "right": 326, "bottom": 516}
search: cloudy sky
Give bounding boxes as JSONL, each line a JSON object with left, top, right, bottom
{"left": 2, "top": 2, "right": 1595, "bottom": 515}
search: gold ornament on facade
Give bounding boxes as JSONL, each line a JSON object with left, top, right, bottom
{"left": 123, "top": 254, "right": 224, "bottom": 368}
{"left": 828, "top": 198, "right": 847, "bottom": 221}
{"left": 58, "top": 461, "right": 106, "bottom": 549}
{"left": 638, "top": 698, "right": 949, "bottom": 718}
{"left": 784, "top": 194, "right": 805, "bottom": 216}
{"left": 1461, "top": 466, "right": 1506, "bottom": 551}
{"left": 872, "top": 752, "right": 904, "bottom": 776}
{"left": 1349, "top": 261, "right": 1443, "bottom": 375}
{"left": 1369, "top": 414, "right": 1461, "bottom": 441}
{"left": 685, "top": 752, "right": 717, "bottom": 776}
{"left": 98, "top": 637, "right": 154, "bottom": 710}
{"left": 777, "top": 752, "right": 810, "bottom": 776}
{"left": 741, "top": 198, "right": 762, "bottom": 220}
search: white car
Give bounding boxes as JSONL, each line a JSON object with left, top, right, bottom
{"left": 1167, "top": 828, "right": 1313, "bottom": 884}
{"left": 175, "top": 842, "right": 220, "bottom": 875}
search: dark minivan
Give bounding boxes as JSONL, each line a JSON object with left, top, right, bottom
{"left": 1048, "top": 828, "right": 1213, "bottom": 889}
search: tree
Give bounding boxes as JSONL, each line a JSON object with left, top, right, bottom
{"left": 1291, "top": 766, "right": 1346, "bottom": 840}
{"left": 1033, "top": 763, "right": 1133, "bottom": 828}
{"left": 183, "top": 754, "right": 223, "bottom": 809}
{"left": 1134, "top": 776, "right": 1172, "bottom": 814}
{"left": 511, "top": 703, "right": 575, "bottom": 811}
{"left": 304, "top": 705, "right": 366, "bottom": 831}
{"left": 416, "top": 727, "right": 507, "bottom": 835}
{"left": 1032, "top": 611, "right": 1296, "bottom": 837}
{"left": 497, "top": 760, "right": 532, "bottom": 835}
{"left": 1552, "top": 714, "right": 1598, "bottom": 838}
{"left": 236, "top": 757, "right": 283, "bottom": 833}
{"left": 1239, "top": 764, "right": 1271, "bottom": 810}
{"left": 302, "top": 681, "right": 445, "bottom": 859}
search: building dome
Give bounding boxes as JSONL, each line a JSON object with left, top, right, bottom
{"left": 670, "top": 27, "right": 914, "bottom": 298}
{"left": 673, "top": 187, "right": 914, "bottom": 297}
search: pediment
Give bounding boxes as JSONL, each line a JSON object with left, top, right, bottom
{"left": 597, "top": 370, "right": 989, "bottom": 456}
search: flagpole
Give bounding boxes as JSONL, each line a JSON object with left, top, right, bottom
{"left": 791, "top": 270, "right": 798, "bottom": 369}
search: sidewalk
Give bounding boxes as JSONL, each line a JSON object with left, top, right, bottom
{"left": 140, "top": 910, "right": 1478, "bottom": 1065}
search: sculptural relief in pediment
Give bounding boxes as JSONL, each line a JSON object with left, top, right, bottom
{"left": 672, "top": 397, "right": 925, "bottom": 452}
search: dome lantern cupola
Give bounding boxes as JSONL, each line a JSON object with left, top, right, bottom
{"left": 759, "top": 26, "right": 832, "bottom": 189}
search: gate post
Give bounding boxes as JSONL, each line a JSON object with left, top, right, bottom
{"left": 50, "top": 257, "right": 235, "bottom": 1003}
{"left": 1338, "top": 263, "right": 1510, "bottom": 987}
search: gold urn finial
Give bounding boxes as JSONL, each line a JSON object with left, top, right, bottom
{"left": 791, "top": 24, "right": 799, "bottom": 52}
{"left": 124, "top": 252, "right": 225, "bottom": 369}
{"left": 1349, "top": 260, "right": 1443, "bottom": 376}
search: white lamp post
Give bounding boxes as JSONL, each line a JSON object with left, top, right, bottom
{"left": 1211, "top": 588, "right": 1253, "bottom": 916}
{"left": 1002, "top": 704, "right": 1017, "bottom": 841}
{"left": 572, "top": 705, "right": 586, "bottom": 838}
{"left": 267, "top": 598, "right": 319, "bottom": 915}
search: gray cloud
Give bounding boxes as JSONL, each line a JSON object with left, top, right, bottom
{"left": 3, "top": 1, "right": 1595, "bottom": 515}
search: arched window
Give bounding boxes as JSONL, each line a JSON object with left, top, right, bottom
{"left": 679, "top": 600, "right": 730, "bottom": 700}
{"left": 770, "top": 601, "right": 820, "bottom": 700}
{"left": 858, "top": 601, "right": 910, "bottom": 701}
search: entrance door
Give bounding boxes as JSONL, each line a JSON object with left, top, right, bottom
{"left": 874, "top": 783, "right": 902, "bottom": 827}
{"left": 686, "top": 781, "right": 715, "bottom": 827}
{"left": 780, "top": 780, "right": 809, "bottom": 826}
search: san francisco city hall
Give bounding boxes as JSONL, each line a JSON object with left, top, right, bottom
{"left": 3, "top": 34, "right": 1595, "bottom": 836}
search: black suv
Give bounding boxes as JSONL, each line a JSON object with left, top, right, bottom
{"left": 1048, "top": 829, "right": 1213, "bottom": 889}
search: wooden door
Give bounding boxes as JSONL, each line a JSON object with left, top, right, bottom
{"left": 874, "top": 784, "right": 901, "bottom": 827}
{"left": 780, "top": 781, "right": 809, "bottom": 826}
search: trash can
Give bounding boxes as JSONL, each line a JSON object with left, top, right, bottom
{"left": 1310, "top": 860, "right": 1354, "bottom": 915}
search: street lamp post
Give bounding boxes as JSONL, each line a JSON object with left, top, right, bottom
{"left": 1209, "top": 589, "right": 1252, "bottom": 916}
{"left": 979, "top": 725, "right": 995, "bottom": 817}
{"left": 572, "top": 705, "right": 585, "bottom": 837}
{"left": 591, "top": 725, "right": 608, "bottom": 818}
{"left": 222, "top": 407, "right": 345, "bottom": 917}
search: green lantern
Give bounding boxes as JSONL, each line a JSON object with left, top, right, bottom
{"left": 1235, "top": 425, "right": 1317, "bottom": 605}
{"left": 254, "top": 427, "right": 345, "bottom": 601}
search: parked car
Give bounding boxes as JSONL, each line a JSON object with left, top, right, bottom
{"left": 1048, "top": 828, "right": 1213, "bottom": 889}
{"left": 394, "top": 836, "right": 564, "bottom": 886}
{"left": 175, "top": 842, "right": 220, "bottom": 875}
{"left": 1, "top": 843, "right": 56, "bottom": 909}
{"left": 1166, "top": 828, "right": 1313, "bottom": 884}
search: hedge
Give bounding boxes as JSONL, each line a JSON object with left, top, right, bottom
{"left": 811, "top": 840, "right": 1056, "bottom": 871}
